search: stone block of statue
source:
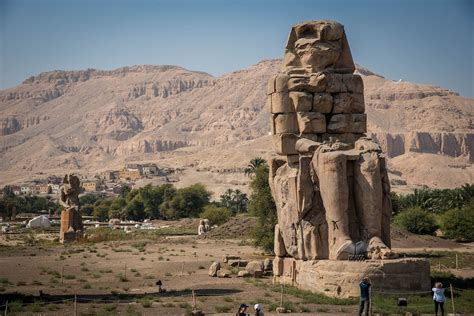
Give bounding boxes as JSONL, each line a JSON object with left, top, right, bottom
{"left": 269, "top": 20, "right": 395, "bottom": 261}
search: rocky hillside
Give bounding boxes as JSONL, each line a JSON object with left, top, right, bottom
{"left": 0, "top": 60, "right": 472, "bottom": 190}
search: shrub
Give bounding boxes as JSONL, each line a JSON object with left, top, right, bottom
{"left": 393, "top": 207, "right": 438, "bottom": 235}
{"left": 200, "top": 205, "right": 232, "bottom": 225}
{"left": 440, "top": 201, "right": 474, "bottom": 241}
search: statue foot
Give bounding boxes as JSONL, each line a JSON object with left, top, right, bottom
{"left": 367, "top": 237, "right": 397, "bottom": 259}
{"left": 355, "top": 240, "right": 367, "bottom": 255}
{"left": 330, "top": 239, "right": 355, "bottom": 260}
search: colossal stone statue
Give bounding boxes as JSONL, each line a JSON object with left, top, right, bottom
{"left": 269, "top": 21, "right": 430, "bottom": 298}
{"left": 269, "top": 20, "right": 393, "bottom": 261}
{"left": 59, "top": 174, "right": 83, "bottom": 243}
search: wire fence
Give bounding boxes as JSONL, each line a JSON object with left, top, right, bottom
{"left": 0, "top": 284, "right": 469, "bottom": 315}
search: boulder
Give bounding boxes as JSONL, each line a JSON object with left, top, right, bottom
{"left": 208, "top": 261, "right": 220, "bottom": 277}
{"left": 237, "top": 270, "right": 251, "bottom": 277}
{"left": 217, "top": 270, "right": 230, "bottom": 278}
{"left": 245, "top": 260, "right": 264, "bottom": 274}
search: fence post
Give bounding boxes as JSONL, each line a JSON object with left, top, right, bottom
{"left": 455, "top": 253, "right": 459, "bottom": 270}
{"left": 450, "top": 283, "right": 455, "bottom": 315}
{"left": 61, "top": 266, "right": 64, "bottom": 284}
{"left": 124, "top": 264, "right": 127, "bottom": 279}
{"left": 192, "top": 289, "right": 196, "bottom": 309}
{"left": 180, "top": 262, "right": 185, "bottom": 276}
{"left": 280, "top": 284, "right": 284, "bottom": 308}
{"left": 369, "top": 285, "right": 373, "bottom": 316}
{"left": 4, "top": 300, "right": 7, "bottom": 316}
{"left": 74, "top": 294, "right": 78, "bottom": 316}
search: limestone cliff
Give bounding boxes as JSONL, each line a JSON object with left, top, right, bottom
{"left": 0, "top": 60, "right": 472, "bottom": 189}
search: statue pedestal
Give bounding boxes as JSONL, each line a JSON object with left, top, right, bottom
{"left": 273, "top": 257, "right": 430, "bottom": 298}
{"left": 59, "top": 209, "right": 83, "bottom": 244}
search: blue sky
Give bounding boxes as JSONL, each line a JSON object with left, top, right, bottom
{"left": 1, "top": 0, "right": 472, "bottom": 97}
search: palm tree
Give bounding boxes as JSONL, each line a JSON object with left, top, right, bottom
{"left": 244, "top": 157, "right": 267, "bottom": 177}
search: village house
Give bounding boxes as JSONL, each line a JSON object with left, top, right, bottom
{"left": 50, "top": 184, "right": 60, "bottom": 194}
{"left": 38, "top": 184, "right": 51, "bottom": 194}
{"left": 82, "top": 180, "right": 99, "bottom": 192}
{"left": 141, "top": 163, "right": 158, "bottom": 176}
{"left": 119, "top": 167, "right": 142, "bottom": 181}
{"left": 20, "top": 185, "right": 31, "bottom": 195}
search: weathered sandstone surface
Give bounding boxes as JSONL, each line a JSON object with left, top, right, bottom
{"left": 0, "top": 60, "right": 472, "bottom": 190}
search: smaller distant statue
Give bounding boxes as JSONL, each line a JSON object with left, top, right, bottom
{"left": 59, "top": 174, "right": 83, "bottom": 243}
{"left": 198, "top": 219, "right": 211, "bottom": 235}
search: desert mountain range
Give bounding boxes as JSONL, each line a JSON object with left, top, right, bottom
{"left": 1, "top": 60, "right": 473, "bottom": 196}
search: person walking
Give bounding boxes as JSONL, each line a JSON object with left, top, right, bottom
{"left": 432, "top": 282, "right": 446, "bottom": 316}
{"left": 253, "top": 303, "right": 265, "bottom": 316}
{"left": 359, "top": 277, "right": 371, "bottom": 316}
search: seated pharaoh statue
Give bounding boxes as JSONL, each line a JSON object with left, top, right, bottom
{"left": 268, "top": 20, "right": 396, "bottom": 261}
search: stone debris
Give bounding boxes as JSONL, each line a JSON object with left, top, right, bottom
{"left": 217, "top": 270, "right": 230, "bottom": 278}
{"left": 228, "top": 259, "right": 248, "bottom": 267}
{"left": 208, "top": 261, "right": 220, "bottom": 277}
{"left": 221, "top": 255, "right": 241, "bottom": 263}
{"left": 237, "top": 270, "right": 251, "bottom": 278}
{"left": 263, "top": 258, "right": 273, "bottom": 271}
{"left": 245, "top": 261, "right": 264, "bottom": 274}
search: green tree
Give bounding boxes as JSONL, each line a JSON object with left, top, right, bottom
{"left": 80, "top": 193, "right": 105, "bottom": 205}
{"left": 2, "top": 186, "right": 15, "bottom": 198}
{"left": 120, "top": 184, "right": 132, "bottom": 198}
{"left": 248, "top": 160, "right": 277, "bottom": 253}
{"left": 393, "top": 207, "right": 438, "bottom": 235}
{"left": 200, "top": 205, "right": 232, "bottom": 226}
{"left": 440, "top": 200, "right": 474, "bottom": 241}
{"left": 244, "top": 157, "right": 267, "bottom": 177}
{"left": 124, "top": 196, "right": 146, "bottom": 221}
{"left": 109, "top": 197, "right": 127, "bottom": 219}
{"left": 161, "top": 183, "right": 211, "bottom": 219}
{"left": 141, "top": 184, "right": 176, "bottom": 219}
{"left": 93, "top": 199, "right": 113, "bottom": 222}
{"left": 219, "top": 189, "right": 248, "bottom": 214}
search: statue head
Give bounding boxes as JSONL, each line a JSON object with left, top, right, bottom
{"left": 63, "top": 174, "right": 80, "bottom": 190}
{"left": 283, "top": 20, "right": 355, "bottom": 75}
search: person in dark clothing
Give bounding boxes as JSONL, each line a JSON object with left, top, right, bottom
{"left": 236, "top": 303, "right": 248, "bottom": 316}
{"left": 155, "top": 279, "right": 163, "bottom": 293}
{"left": 359, "top": 278, "right": 371, "bottom": 316}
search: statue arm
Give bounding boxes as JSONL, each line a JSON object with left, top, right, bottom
{"left": 58, "top": 188, "right": 69, "bottom": 209}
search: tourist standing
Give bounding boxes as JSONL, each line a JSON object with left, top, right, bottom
{"left": 358, "top": 277, "right": 371, "bottom": 316}
{"left": 432, "top": 282, "right": 446, "bottom": 316}
{"left": 236, "top": 303, "right": 249, "bottom": 316}
{"left": 254, "top": 303, "right": 265, "bottom": 316}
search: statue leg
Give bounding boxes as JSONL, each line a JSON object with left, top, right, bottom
{"left": 317, "top": 151, "right": 354, "bottom": 260}
{"left": 354, "top": 152, "right": 394, "bottom": 259}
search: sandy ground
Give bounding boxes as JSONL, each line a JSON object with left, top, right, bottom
{"left": 0, "top": 233, "right": 363, "bottom": 315}
{"left": 0, "top": 224, "right": 473, "bottom": 315}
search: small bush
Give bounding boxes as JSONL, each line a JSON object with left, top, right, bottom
{"left": 393, "top": 207, "right": 438, "bottom": 235}
{"left": 117, "top": 273, "right": 129, "bottom": 282}
{"left": 440, "top": 201, "right": 474, "bottom": 241}
{"left": 200, "top": 205, "right": 232, "bottom": 226}
{"left": 215, "top": 305, "right": 232, "bottom": 313}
